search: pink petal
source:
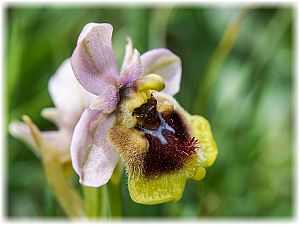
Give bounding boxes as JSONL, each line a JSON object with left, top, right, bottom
{"left": 9, "top": 121, "right": 36, "bottom": 149}
{"left": 9, "top": 120, "right": 70, "bottom": 162}
{"left": 120, "top": 37, "right": 133, "bottom": 74}
{"left": 41, "top": 107, "right": 61, "bottom": 127}
{"left": 120, "top": 37, "right": 143, "bottom": 85}
{"left": 42, "top": 130, "right": 71, "bottom": 162}
{"left": 71, "top": 108, "right": 119, "bottom": 187}
{"left": 48, "top": 59, "right": 96, "bottom": 131}
{"left": 71, "top": 23, "right": 120, "bottom": 95}
{"left": 120, "top": 49, "right": 143, "bottom": 86}
{"left": 89, "top": 83, "right": 119, "bottom": 113}
{"left": 141, "top": 48, "right": 181, "bottom": 96}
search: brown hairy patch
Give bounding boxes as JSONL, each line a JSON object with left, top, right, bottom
{"left": 133, "top": 96, "right": 197, "bottom": 178}
{"left": 109, "top": 125, "right": 147, "bottom": 175}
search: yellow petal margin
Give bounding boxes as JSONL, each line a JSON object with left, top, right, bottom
{"left": 189, "top": 115, "right": 218, "bottom": 167}
{"left": 128, "top": 173, "right": 186, "bottom": 205}
{"left": 127, "top": 155, "right": 207, "bottom": 204}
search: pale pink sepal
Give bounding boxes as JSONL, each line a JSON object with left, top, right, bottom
{"left": 120, "top": 37, "right": 143, "bottom": 85}
{"left": 9, "top": 120, "right": 70, "bottom": 162}
{"left": 141, "top": 48, "right": 182, "bottom": 96}
{"left": 70, "top": 108, "right": 119, "bottom": 187}
{"left": 48, "top": 59, "right": 96, "bottom": 131}
{"left": 71, "top": 23, "right": 120, "bottom": 95}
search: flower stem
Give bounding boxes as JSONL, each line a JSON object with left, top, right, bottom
{"left": 44, "top": 184, "right": 54, "bottom": 217}
{"left": 82, "top": 161, "right": 123, "bottom": 219}
{"left": 43, "top": 157, "right": 86, "bottom": 218}
{"left": 83, "top": 185, "right": 107, "bottom": 219}
{"left": 107, "top": 181, "right": 123, "bottom": 217}
{"left": 107, "top": 161, "right": 124, "bottom": 218}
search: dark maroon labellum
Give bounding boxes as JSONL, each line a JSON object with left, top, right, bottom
{"left": 133, "top": 96, "right": 198, "bottom": 177}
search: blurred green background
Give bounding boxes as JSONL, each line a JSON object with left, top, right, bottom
{"left": 6, "top": 5, "right": 294, "bottom": 218}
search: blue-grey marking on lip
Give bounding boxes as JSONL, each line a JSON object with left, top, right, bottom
{"left": 140, "top": 112, "right": 175, "bottom": 145}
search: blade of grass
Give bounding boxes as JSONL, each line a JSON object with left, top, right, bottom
{"left": 193, "top": 8, "right": 251, "bottom": 115}
{"left": 6, "top": 10, "right": 23, "bottom": 113}
{"left": 126, "top": 8, "right": 150, "bottom": 52}
{"left": 148, "top": 7, "right": 173, "bottom": 49}
{"left": 218, "top": 8, "right": 292, "bottom": 145}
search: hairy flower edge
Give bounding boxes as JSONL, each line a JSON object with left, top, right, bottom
{"left": 108, "top": 90, "right": 218, "bottom": 204}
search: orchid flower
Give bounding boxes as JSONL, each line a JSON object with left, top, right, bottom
{"left": 9, "top": 59, "right": 96, "bottom": 163}
{"left": 71, "top": 22, "right": 218, "bottom": 205}
{"left": 9, "top": 59, "right": 96, "bottom": 217}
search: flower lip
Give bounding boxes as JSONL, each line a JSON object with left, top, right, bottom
{"left": 133, "top": 95, "right": 198, "bottom": 178}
